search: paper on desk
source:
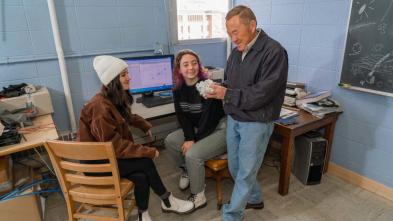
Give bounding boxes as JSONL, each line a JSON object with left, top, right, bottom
{"left": 280, "top": 108, "right": 298, "bottom": 119}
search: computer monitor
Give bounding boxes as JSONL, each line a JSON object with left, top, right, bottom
{"left": 124, "top": 54, "right": 174, "bottom": 94}
{"left": 123, "top": 55, "right": 174, "bottom": 107}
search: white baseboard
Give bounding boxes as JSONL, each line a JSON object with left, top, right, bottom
{"left": 328, "top": 162, "right": 393, "bottom": 202}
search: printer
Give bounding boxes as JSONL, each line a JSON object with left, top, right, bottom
{"left": 0, "top": 87, "right": 54, "bottom": 117}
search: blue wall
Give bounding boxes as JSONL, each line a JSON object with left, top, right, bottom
{"left": 235, "top": 0, "right": 393, "bottom": 188}
{"left": 0, "top": 0, "right": 172, "bottom": 131}
{"left": 0, "top": 0, "right": 227, "bottom": 131}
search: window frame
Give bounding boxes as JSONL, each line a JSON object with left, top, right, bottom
{"left": 168, "top": 0, "right": 231, "bottom": 45}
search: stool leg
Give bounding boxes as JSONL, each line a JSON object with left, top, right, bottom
{"left": 216, "top": 173, "right": 223, "bottom": 210}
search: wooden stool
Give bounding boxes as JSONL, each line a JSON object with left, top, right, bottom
{"left": 205, "top": 157, "right": 232, "bottom": 210}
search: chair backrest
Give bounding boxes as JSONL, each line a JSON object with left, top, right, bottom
{"left": 44, "top": 140, "right": 130, "bottom": 221}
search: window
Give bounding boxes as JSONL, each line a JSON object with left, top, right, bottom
{"left": 170, "top": 0, "right": 229, "bottom": 43}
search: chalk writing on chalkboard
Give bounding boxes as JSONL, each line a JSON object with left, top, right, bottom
{"left": 340, "top": 0, "right": 393, "bottom": 96}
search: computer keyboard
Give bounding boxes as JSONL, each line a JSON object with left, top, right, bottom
{"left": 141, "top": 96, "right": 173, "bottom": 108}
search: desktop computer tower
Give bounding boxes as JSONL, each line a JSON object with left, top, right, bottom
{"left": 292, "top": 133, "right": 327, "bottom": 185}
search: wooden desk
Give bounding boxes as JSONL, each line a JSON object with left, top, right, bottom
{"left": 0, "top": 114, "right": 58, "bottom": 157}
{"left": 0, "top": 114, "right": 58, "bottom": 220}
{"left": 274, "top": 110, "right": 340, "bottom": 195}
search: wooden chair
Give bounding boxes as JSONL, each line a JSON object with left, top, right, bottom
{"left": 44, "top": 140, "right": 136, "bottom": 221}
{"left": 205, "top": 155, "right": 232, "bottom": 210}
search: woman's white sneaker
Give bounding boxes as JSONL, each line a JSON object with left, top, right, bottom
{"left": 188, "top": 190, "right": 207, "bottom": 210}
{"left": 161, "top": 194, "right": 194, "bottom": 214}
{"left": 138, "top": 211, "right": 152, "bottom": 221}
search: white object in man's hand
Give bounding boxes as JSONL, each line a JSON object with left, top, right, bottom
{"left": 196, "top": 79, "right": 214, "bottom": 98}
{"left": 205, "top": 84, "right": 227, "bottom": 100}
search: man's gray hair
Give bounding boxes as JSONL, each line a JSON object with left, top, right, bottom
{"left": 226, "top": 5, "right": 257, "bottom": 25}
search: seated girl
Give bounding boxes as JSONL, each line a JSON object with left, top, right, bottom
{"left": 78, "top": 55, "right": 194, "bottom": 221}
{"left": 165, "top": 49, "right": 227, "bottom": 210}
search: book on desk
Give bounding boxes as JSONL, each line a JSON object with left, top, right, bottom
{"left": 276, "top": 108, "right": 299, "bottom": 125}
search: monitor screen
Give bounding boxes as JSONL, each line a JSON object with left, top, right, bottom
{"left": 124, "top": 55, "right": 174, "bottom": 94}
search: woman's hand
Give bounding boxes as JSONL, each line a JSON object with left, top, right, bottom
{"left": 154, "top": 149, "right": 160, "bottom": 159}
{"left": 181, "top": 141, "right": 194, "bottom": 155}
{"left": 146, "top": 129, "right": 153, "bottom": 140}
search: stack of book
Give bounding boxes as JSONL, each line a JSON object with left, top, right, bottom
{"left": 284, "top": 88, "right": 297, "bottom": 107}
{"left": 283, "top": 82, "right": 305, "bottom": 107}
{"left": 295, "top": 91, "right": 343, "bottom": 118}
{"left": 295, "top": 90, "right": 331, "bottom": 106}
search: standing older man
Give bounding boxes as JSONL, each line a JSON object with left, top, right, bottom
{"left": 206, "top": 5, "right": 288, "bottom": 221}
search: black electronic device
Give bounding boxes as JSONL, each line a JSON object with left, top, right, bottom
{"left": 292, "top": 133, "right": 327, "bottom": 185}
{"left": 123, "top": 54, "right": 174, "bottom": 108}
{"left": 0, "top": 128, "right": 21, "bottom": 147}
{"left": 140, "top": 96, "right": 173, "bottom": 108}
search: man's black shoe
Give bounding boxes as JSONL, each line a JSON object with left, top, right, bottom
{"left": 245, "top": 201, "right": 264, "bottom": 210}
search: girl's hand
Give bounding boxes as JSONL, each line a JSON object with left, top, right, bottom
{"left": 154, "top": 149, "right": 160, "bottom": 159}
{"left": 181, "top": 141, "right": 194, "bottom": 155}
{"left": 146, "top": 129, "right": 153, "bottom": 140}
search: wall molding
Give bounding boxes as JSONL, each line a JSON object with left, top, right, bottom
{"left": 328, "top": 162, "right": 393, "bottom": 202}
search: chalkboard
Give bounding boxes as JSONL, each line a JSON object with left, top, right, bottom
{"left": 340, "top": 0, "right": 393, "bottom": 97}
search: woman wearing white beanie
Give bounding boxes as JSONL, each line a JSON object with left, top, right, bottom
{"left": 78, "top": 55, "right": 194, "bottom": 221}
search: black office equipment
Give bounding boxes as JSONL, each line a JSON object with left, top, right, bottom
{"left": 123, "top": 55, "right": 174, "bottom": 107}
{"left": 0, "top": 123, "right": 21, "bottom": 147}
{"left": 340, "top": 0, "right": 393, "bottom": 97}
{"left": 140, "top": 96, "right": 173, "bottom": 108}
{"left": 292, "top": 132, "right": 327, "bottom": 185}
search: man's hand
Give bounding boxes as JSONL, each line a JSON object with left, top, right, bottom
{"left": 181, "top": 141, "right": 194, "bottom": 155}
{"left": 205, "top": 84, "right": 227, "bottom": 100}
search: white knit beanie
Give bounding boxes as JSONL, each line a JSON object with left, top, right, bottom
{"left": 93, "top": 55, "right": 128, "bottom": 86}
